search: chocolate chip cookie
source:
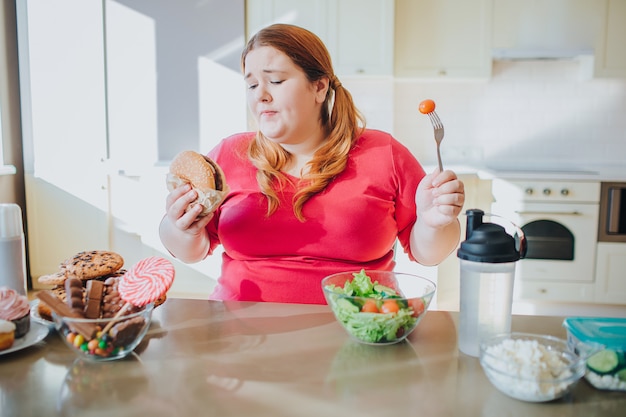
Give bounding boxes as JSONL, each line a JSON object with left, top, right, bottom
{"left": 62, "top": 250, "right": 124, "bottom": 280}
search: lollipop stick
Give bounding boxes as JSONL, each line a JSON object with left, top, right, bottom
{"left": 100, "top": 301, "right": 131, "bottom": 335}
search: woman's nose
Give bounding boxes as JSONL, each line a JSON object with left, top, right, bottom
{"left": 255, "top": 85, "right": 271, "bottom": 102}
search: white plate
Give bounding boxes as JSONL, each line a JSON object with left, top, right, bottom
{"left": 0, "top": 321, "right": 49, "bottom": 356}
{"left": 30, "top": 299, "right": 55, "bottom": 328}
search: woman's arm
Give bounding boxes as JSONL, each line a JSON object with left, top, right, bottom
{"left": 409, "top": 170, "right": 465, "bottom": 265}
{"left": 159, "top": 183, "right": 213, "bottom": 263}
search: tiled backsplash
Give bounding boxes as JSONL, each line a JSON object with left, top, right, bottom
{"left": 344, "top": 60, "right": 626, "bottom": 170}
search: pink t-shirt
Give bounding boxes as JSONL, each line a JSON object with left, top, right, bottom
{"left": 205, "top": 129, "right": 426, "bottom": 304}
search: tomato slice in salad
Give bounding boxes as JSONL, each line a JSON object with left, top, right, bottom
{"left": 361, "top": 299, "right": 380, "bottom": 313}
{"left": 380, "top": 300, "right": 400, "bottom": 314}
{"left": 409, "top": 298, "right": 425, "bottom": 317}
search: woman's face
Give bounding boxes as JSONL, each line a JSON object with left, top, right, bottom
{"left": 244, "top": 46, "right": 329, "bottom": 147}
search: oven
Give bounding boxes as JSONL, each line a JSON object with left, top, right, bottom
{"left": 491, "top": 179, "right": 601, "bottom": 302}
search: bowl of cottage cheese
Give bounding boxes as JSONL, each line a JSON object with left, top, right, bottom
{"left": 479, "top": 333, "right": 585, "bottom": 402}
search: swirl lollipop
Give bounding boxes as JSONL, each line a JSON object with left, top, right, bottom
{"left": 119, "top": 256, "right": 175, "bottom": 307}
{"left": 101, "top": 257, "right": 175, "bottom": 335}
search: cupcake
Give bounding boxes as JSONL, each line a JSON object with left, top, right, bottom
{"left": 0, "top": 319, "right": 16, "bottom": 350}
{"left": 0, "top": 287, "right": 31, "bottom": 338}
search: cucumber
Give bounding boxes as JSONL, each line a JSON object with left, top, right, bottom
{"left": 617, "top": 368, "right": 626, "bottom": 382}
{"left": 335, "top": 297, "right": 359, "bottom": 314}
{"left": 586, "top": 349, "right": 620, "bottom": 375}
{"left": 373, "top": 284, "right": 397, "bottom": 297}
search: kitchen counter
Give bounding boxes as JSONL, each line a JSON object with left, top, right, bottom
{"left": 476, "top": 164, "right": 626, "bottom": 182}
{"left": 2, "top": 299, "right": 625, "bottom": 417}
{"left": 424, "top": 163, "right": 626, "bottom": 182}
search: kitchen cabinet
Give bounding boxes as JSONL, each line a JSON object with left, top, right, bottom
{"left": 595, "top": 243, "right": 626, "bottom": 304}
{"left": 246, "top": 0, "right": 329, "bottom": 42}
{"left": 492, "top": 0, "right": 626, "bottom": 79}
{"left": 246, "top": 0, "right": 394, "bottom": 76}
{"left": 594, "top": 0, "right": 626, "bottom": 78}
{"left": 492, "top": 0, "right": 600, "bottom": 57}
{"left": 394, "top": 0, "right": 493, "bottom": 79}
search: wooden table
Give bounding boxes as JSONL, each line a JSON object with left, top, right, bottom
{"left": 1, "top": 299, "right": 624, "bottom": 416}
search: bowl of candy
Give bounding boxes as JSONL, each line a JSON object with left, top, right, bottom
{"left": 52, "top": 303, "right": 154, "bottom": 361}
{"left": 41, "top": 256, "right": 174, "bottom": 361}
{"left": 322, "top": 270, "right": 436, "bottom": 345}
{"left": 479, "top": 332, "right": 586, "bottom": 402}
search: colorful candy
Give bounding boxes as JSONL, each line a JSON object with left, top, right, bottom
{"left": 63, "top": 327, "right": 128, "bottom": 358}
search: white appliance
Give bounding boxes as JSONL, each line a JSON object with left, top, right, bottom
{"left": 491, "top": 178, "right": 600, "bottom": 302}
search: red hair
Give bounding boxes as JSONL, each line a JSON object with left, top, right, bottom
{"left": 242, "top": 24, "right": 365, "bottom": 221}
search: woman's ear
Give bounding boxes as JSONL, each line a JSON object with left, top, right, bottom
{"left": 314, "top": 77, "right": 330, "bottom": 104}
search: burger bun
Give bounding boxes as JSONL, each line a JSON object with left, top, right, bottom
{"left": 166, "top": 150, "right": 229, "bottom": 217}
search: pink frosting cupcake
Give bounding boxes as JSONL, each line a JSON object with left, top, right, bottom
{"left": 0, "top": 286, "right": 31, "bottom": 338}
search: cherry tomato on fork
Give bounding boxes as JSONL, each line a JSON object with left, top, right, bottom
{"left": 419, "top": 99, "right": 436, "bottom": 114}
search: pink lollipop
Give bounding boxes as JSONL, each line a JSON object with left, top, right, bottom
{"left": 119, "top": 256, "right": 175, "bottom": 307}
{"left": 100, "top": 256, "right": 175, "bottom": 337}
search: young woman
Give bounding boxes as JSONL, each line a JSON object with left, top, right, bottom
{"left": 159, "top": 24, "right": 465, "bottom": 304}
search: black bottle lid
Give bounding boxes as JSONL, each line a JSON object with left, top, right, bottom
{"left": 457, "top": 209, "right": 522, "bottom": 263}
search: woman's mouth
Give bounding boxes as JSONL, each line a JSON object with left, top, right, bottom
{"left": 260, "top": 110, "right": 277, "bottom": 117}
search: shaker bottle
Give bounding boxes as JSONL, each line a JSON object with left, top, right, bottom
{"left": 0, "top": 203, "right": 28, "bottom": 295}
{"left": 457, "top": 209, "right": 526, "bottom": 357}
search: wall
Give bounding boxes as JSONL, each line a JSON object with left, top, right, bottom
{"left": 391, "top": 60, "right": 626, "bottom": 169}
{"left": 343, "top": 61, "right": 626, "bottom": 170}
{"left": 0, "top": 0, "right": 25, "bottom": 206}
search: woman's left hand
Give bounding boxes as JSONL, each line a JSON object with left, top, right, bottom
{"left": 415, "top": 169, "right": 465, "bottom": 228}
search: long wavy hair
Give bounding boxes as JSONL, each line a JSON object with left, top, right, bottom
{"left": 242, "top": 23, "right": 365, "bottom": 221}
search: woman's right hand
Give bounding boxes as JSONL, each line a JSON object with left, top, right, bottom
{"left": 159, "top": 183, "right": 214, "bottom": 263}
{"left": 164, "top": 183, "right": 214, "bottom": 233}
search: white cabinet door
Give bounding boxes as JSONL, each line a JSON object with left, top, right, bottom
{"left": 492, "top": 0, "right": 600, "bottom": 54}
{"left": 246, "top": 0, "right": 329, "bottom": 42}
{"left": 246, "top": 0, "right": 393, "bottom": 76}
{"left": 327, "top": 0, "right": 394, "bottom": 76}
{"left": 595, "top": 0, "right": 626, "bottom": 78}
{"left": 595, "top": 243, "right": 626, "bottom": 304}
{"left": 17, "top": 0, "right": 108, "bottom": 210}
{"left": 394, "top": 0, "right": 493, "bottom": 78}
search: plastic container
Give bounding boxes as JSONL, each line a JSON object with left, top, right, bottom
{"left": 562, "top": 317, "right": 626, "bottom": 391}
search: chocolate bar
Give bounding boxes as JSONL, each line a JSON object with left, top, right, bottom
{"left": 64, "top": 277, "right": 85, "bottom": 316}
{"left": 36, "top": 290, "right": 97, "bottom": 339}
{"left": 84, "top": 279, "right": 104, "bottom": 319}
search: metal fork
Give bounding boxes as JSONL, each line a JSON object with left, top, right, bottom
{"left": 427, "top": 111, "right": 444, "bottom": 172}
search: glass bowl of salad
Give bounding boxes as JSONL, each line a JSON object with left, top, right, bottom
{"left": 322, "top": 270, "right": 436, "bottom": 345}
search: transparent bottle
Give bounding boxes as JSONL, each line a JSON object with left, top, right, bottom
{"left": 0, "top": 203, "right": 28, "bottom": 295}
{"left": 457, "top": 209, "right": 526, "bottom": 357}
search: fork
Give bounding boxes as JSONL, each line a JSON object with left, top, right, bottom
{"left": 427, "top": 111, "right": 444, "bottom": 172}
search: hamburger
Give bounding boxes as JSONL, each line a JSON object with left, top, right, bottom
{"left": 166, "top": 150, "right": 229, "bottom": 217}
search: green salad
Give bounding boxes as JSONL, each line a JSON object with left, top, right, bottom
{"left": 325, "top": 270, "right": 422, "bottom": 344}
